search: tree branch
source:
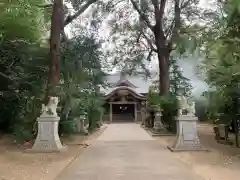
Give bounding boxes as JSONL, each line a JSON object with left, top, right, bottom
{"left": 141, "top": 32, "right": 158, "bottom": 52}
{"left": 130, "top": 0, "right": 154, "bottom": 31}
{"left": 37, "top": 4, "right": 53, "bottom": 8}
{"left": 146, "top": 49, "right": 153, "bottom": 61}
{"left": 180, "top": 0, "right": 193, "bottom": 9}
{"left": 137, "top": 32, "right": 141, "bottom": 43}
{"left": 141, "top": 41, "right": 150, "bottom": 50}
{"left": 64, "top": 0, "right": 97, "bottom": 27}
{"left": 168, "top": 0, "right": 181, "bottom": 48}
{"left": 153, "top": 0, "right": 167, "bottom": 41}
{"left": 159, "top": 0, "right": 167, "bottom": 20}
{"left": 0, "top": 72, "right": 11, "bottom": 80}
{"left": 180, "top": 25, "right": 206, "bottom": 35}
{"left": 61, "top": 30, "right": 68, "bottom": 42}
{"left": 165, "top": 20, "right": 175, "bottom": 39}
{"left": 150, "top": 0, "right": 159, "bottom": 23}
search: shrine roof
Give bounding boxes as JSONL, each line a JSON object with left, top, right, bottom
{"left": 103, "top": 86, "right": 146, "bottom": 100}
{"left": 100, "top": 72, "right": 158, "bottom": 95}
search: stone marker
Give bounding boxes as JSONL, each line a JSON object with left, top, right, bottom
{"left": 27, "top": 97, "right": 67, "bottom": 153}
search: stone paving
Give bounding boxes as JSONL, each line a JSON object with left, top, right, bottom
{"left": 57, "top": 123, "right": 203, "bottom": 180}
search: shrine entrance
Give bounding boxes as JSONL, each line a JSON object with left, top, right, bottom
{"left": 102, "top": 73, "right": 147, "bottom": 123}
{"left": 112, "top": 103, "right": 135, "bottom": 122}
{"left": 103, "top": 87, "right": 147, "bottom": 123}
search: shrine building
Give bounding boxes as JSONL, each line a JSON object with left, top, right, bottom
{"left": 101, "top": 72, "right": 157, "bottom": 122}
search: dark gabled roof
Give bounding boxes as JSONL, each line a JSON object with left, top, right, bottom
{"left": 100, "top": 72, "right": 158, "bottom": 94}
{"left": 114, "top": 79, "right": 137, "bottom": 88}
{"left": 103, "top": 86, "right": 146, "bottom": 100}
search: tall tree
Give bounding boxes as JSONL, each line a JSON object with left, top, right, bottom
{"left": 46, "top": 0, "right": 64, "bottom": 98}
{"left": 46, "top": 0, "right": 100, "bottom": 99}
{"left": 105, "top": 0, "right": 202, "bottom": 95}
{"left": 47, "top": 0, "right": 203, "bottom": 97}
{"left": 200, "top": 0, "right": 240, "bottom": 146}
{"left": 134, "top": 0, "right": 205, "bottom": 95}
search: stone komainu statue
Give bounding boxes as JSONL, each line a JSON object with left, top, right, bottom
{"left": 41, "top": 97, "right": 59, "bottom": 116}
{"left": 177, "top": 96, "right": 196, "bottom": 116}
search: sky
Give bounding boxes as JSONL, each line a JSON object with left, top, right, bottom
{"left": 66, "top": 0, "right": 213, "bottom": 96}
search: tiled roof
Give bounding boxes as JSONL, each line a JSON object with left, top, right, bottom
{"left": 100, "top": 72, "right": 158, "bottom": 94}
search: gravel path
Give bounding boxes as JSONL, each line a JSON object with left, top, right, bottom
{"left": 57, "top": 123, "right": 203, "bottom": 180}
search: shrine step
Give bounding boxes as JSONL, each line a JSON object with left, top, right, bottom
{"left": 112, "top": 114, "right": 134, "bottom": 122}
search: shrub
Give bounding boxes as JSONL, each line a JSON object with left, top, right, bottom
{"left": 160, "top": 94, "right": 178, "bottom": 133}
{"left": 147, "top": 90, "right": 179, "bottom": 133}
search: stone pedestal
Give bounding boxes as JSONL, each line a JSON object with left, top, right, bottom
{"left": 150, "top": 112, "right": 173, "bottom": 136}
{"left": 168, "top": 115, "right": 207, "bottom": 152}
{"left": 27, "top": 115, "right": 67, "bottom": 153}
{"left": 153, "top": 112, "right": 164, "bottom": 131}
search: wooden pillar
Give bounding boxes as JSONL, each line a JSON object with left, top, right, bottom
{"left": 134, "top": 103, "right": 137, "bottom": 122}
{"left": 109, "top": 102, "right": 112, "bottom": 122}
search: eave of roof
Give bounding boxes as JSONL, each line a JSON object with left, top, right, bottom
{"left": 103, "top": 86, "right": 146, "bottom": 100}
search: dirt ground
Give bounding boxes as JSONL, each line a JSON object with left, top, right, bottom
{"left": 0, "top": 126, "right": 106, "bottom": 180}
{"left": 155, "top": 123, "right": 240, "bottom": 180}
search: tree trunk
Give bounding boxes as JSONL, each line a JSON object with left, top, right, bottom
{"left": 154, "top": 15, "right": 170, "bottom": 96}
{"left": 45, "top": 0, "right": 64, "bottom": 102}
{"left": 157, "top": 50, "right": 170, "bottom": 96}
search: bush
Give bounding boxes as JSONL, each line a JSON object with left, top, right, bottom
{"left": 160, "top": 94, "right": 178, "bottom": 133}
{"left": 88, "top": 107, "right": 103, "bottom": 131}
{"left": 59, "top": 105, "right": 79, "bottom": 135}
{"left": 13, "top": 125, "right": 34, "bottom": 143}
{"left": 195, "top": 98, "right": 208, "bottom": 121}
{"left": 59, "top": 120, "right": 75, "bottom": 135}
{"left": 147, "top": 91, "right": 179, "bottom": 133}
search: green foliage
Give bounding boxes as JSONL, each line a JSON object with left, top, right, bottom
{"left": 194, "top": 97, "right": 208, "bottom": 121}
{"left": 148, "top": 56, "right": 192, "bottom": 96}
{"left": 0, "top": 0, "right": 48, "bottom": 139}
{"left": 160, "top": 94, "right": 179, "bottom": 133}
{"left": 57, "top": 29, "right": 106, "bottom": 135}
{"left": 199, "top": 1, "right": 240, "bottom": 125}
{"left": 0, "top": 40, "right": 48, "bottom": 138}
{"left": 87, "top": 94, "right": 105, "bottom": 130}
{"left": 147, "top": 88, "right": 161, "bottom": 106}
{"left": 147, "top": 90, "right": 178, "bottom": 133}
{"left": 0, "top": 0, "right": 46, "bottom": 42}
{"left": 147, "top": 55, "right": 191, "bottom": 132}
{"left": 0, "top": 0, "right": 107, "bottom": 140}
{"left": 13, "top": 124, "right": 34, "bottom": 142}
{"left": 169, "top": 57, "right": 193, "bottom": 96}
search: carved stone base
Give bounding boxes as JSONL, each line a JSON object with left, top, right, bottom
{"left": 149, "top": 112, "right": 172, "bottom": 136}
{"left": 153, "top": 120, "right": 165, "bottom": 132}
{"left": 149, "top": 129, "right": 175, "bottom": 136}
{"left": 26, "top": 115, "right": 67, "bottom": 153}
{"left": 152, "top": 112, "right": 162, "bottom": 129}
{"left": 168, "top": 115, "right": 207, "bottom": 152}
